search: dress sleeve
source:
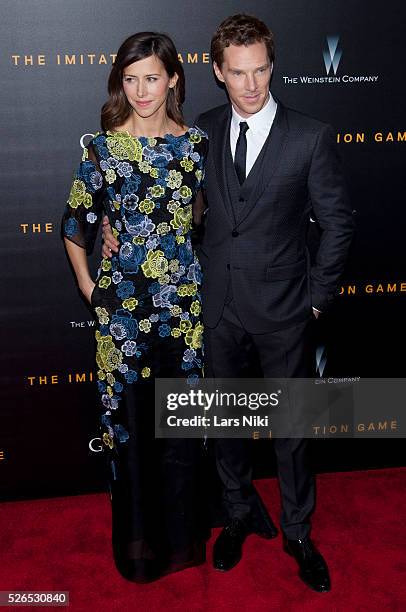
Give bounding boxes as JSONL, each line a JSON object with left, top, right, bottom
{"left": 62, "top": 143, "right": 105, "bottom": 255}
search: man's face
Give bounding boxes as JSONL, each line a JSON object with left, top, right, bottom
{"left": 213, "top": 41, "right": 272, "bottom": 118}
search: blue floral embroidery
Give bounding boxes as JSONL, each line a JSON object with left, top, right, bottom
{"left": 116, "top": 281, "right": 135, "bottom": 299}
{"left": 64, "top": 217, "right": 78, "bottom": 237}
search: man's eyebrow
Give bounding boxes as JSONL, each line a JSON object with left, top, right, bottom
{"left": 228, "top": 63, "right": 270, "bottom": 72}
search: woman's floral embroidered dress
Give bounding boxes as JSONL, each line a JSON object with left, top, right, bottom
{"left": 62, "top": 127, "right": 208, "bottom": 582}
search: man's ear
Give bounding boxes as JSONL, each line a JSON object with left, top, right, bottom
{"left": 269, "top": 61, "right": 274, "bottom": 76}
{"left": 213, "top": 61, "right": 225, "bottom": 83}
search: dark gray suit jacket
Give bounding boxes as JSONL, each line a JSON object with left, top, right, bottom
{"left": 195, "top": 100, "right": 355, "bottom": 333}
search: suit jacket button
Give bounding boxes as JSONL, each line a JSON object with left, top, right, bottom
{"left": 232, "top": 230, "right": 239, "bottom": 237}
{"left": 226, "top": 263, "right": 230, "bottom": 270}
{"left": 239, "top": 197, "right": 245, "bottom": 202}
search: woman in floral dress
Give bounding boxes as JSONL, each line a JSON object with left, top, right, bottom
{"left": 62, "top": 32, "right": 208, "bottom": 582}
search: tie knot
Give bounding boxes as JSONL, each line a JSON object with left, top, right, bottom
{"left": 239, "top": 121, "right": 249, "bottom": 135}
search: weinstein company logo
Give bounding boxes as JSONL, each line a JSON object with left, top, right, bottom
{"left": 283, "top": 35, "right": 379, "bottom": 85}
{"left": 323, "top": 36, "right": 342, "bottom": 75}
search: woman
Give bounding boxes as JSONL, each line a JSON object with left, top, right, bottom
{"left": 62, "top": 32, "right": 208, "bottom": 582}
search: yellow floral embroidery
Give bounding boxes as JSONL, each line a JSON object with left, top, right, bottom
{"left": 179, "top": 186, "right": 192, "bottom": 199}
{"left": 106, "top": 131, "right": 142, "bottom": 161}
{"left": 170, "top": 305, "right": 182, "bottom": 317}
{"left": 170, "top": 205, "right": 192, "bottom": 233}
{"left": 138, "top": 160, "right": 152, "bottom": 173}
{"left": 141, "top": 250, "right": 169, "bottom": 278}
{"left": 185, "top": 323, "right": 204, "bottom": 349}
{"left": 177, "top": 283, "right": 197, "bottom": 297}
{"left": 105, "top": 169, "right": 116, "bottom": 184}
{"left": 139, "top": 199, "right": 155, "bottom": 214}
{"left": 158, "top": 274, "right": 170, "bottom": 285}
{"left": 168, "top": 259, "right": 180, "bottom": 272}
{"left": 190, "top": 301, "right": 201, "bottom": 316}
{"left": 96, "top": 332, "right": 122, "bottom": 372}
{"left": 122, "top": 297, "right": 138, "bottom": 311}
{"left": 98, "top": 276, "right": 111, "bottom": 289}
{"left": 141, "top": 367, "right": 151, "bottom": 378}
{"left": 150, "top": 185, "right": 165, "bottom": 198}
{"left": 95, "top": 307, "right": 109, "bottom": 325}
{"left": 166, "top": 170, "right": 183, "bottom": 189}
{"left": 139, "top": 319, "right": 152, "bottom": 333}
{"left": 179, "top": 320, "right": 192, "bottom": 333}
{"left": 103, "top": 432, "right": 114, "bottom": 449}
{"left": 157, "top": 222, "right": 170, "bottom": 235}
{"left": 180, "top": 158, "right": 194, "bottom": 172}
{"left": 67, "top": 179, "right": 86, "bottom": 209}
{"left": 83, "top": 193, "right": 93, "bottom": 209}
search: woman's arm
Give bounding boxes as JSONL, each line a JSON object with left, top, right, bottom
{"left": 64, "top": 238, "right": 95, "bottom": 304}
{"left": 62, "top": 142, "right": 105, "bottom": 301}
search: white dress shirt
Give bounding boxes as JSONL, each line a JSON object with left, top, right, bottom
{"left": 230, "top": 92, "right": 278, "bottom": 177}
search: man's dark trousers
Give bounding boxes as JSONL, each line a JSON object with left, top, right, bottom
{"left": 204, "top": 294, "right": 315, "bottom": 540}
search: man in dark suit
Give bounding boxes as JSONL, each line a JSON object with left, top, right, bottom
{"left": 193, "top": 14, "right": 354, "bottom": 592}
{"left": 102, "top": 14, "right": 354, "bottom": 592}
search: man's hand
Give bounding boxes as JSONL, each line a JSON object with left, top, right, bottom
{"left": 102, "top": 215, "right": 119, "bottom": 258}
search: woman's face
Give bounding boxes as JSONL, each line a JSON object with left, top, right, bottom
{"left": 122, "top": 54, "right": 177, "bottom": 119}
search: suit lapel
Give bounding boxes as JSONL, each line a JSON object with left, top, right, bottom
{"left": 211, "top": 106, "right": 234, "bottom": 226}
{"left": 236, "top": 101, "right": 289, "bottom": 227}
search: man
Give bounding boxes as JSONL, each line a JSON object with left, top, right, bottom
{"left": 102, "top": 14, "right": 354, "bottom": 592}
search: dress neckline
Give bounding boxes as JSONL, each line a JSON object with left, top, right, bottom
{"left": 107, "top": 127, "right": 192, "bottom": 141}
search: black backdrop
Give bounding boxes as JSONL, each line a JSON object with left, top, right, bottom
{"left": 1, "top": 0, "right": 405, "bottom": 500}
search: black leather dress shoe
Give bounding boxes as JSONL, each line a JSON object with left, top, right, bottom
{"left": 213, "top": 518, "right": 248, "bottom": 571}
{"left": 283, "top": 535, "right": 331, "bottom": 592}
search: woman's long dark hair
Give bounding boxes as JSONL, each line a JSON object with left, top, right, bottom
{"left": 101, "top": 32, "right": 185, "bottom": 132}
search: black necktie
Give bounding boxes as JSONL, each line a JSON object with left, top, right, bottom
{"left": 234, "top": 121, "right": 249, "bottom": 185}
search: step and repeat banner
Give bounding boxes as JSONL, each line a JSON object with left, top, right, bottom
{"left": 1, "top": 0, "right": 405, "bottom": 499}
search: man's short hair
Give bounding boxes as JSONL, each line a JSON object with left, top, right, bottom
{"left": 211, "top": 14, "right": 275, "bottom": 67}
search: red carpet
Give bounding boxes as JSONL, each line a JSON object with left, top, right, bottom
{"left": 1, "top": 468, "right": 405, "bottom": 611}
